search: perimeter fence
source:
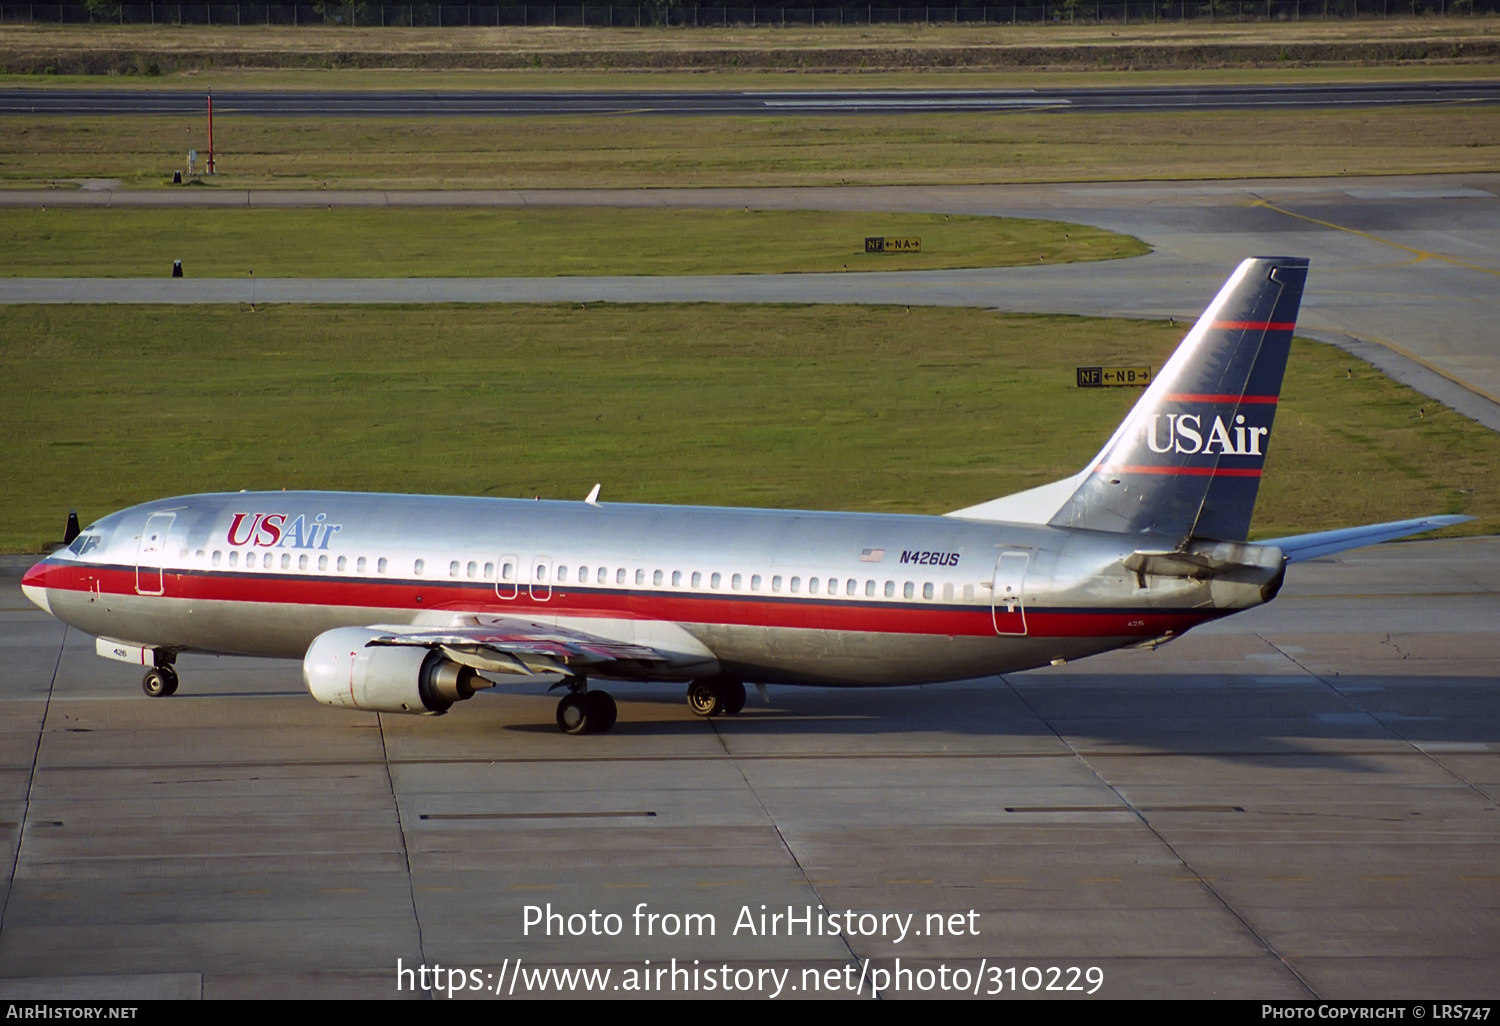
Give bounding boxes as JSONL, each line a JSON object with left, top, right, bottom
{"left": 1, "top": 1, "right": 1495, "bottom": 27}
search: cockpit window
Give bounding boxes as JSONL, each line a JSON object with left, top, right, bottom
{"left": 67, "top": 534, "right": 101, "bottom": 557}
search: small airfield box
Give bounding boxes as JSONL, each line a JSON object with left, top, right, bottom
{"left": 865, "top": 237, "right": 922, "bottom": 254}
{"left": 1077, "top": 366, "right": 1152, "bottom": 388}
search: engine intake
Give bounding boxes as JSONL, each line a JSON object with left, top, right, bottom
{"left": 304, "top": 627, "right": 489, "bottom": 715}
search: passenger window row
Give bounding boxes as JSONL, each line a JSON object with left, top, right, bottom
{"left": 209, "top": 550, "right": 387, "bottom": 575}
{"left": 529, "top": 564, "right": 957, "bottom": 602}
{"left": 200, "top": 549, "right": 963, "bottom": 603}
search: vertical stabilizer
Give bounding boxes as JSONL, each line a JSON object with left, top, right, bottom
{"left": 1047, "top": 257, "right": 1309, "bottom": 542}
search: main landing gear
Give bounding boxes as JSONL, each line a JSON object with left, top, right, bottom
{"left": 554, "top": 677, "right": 617, "bottom": 735}
{"left": 550, "top": 675, "right": 748, "bottom": 734}
{"left": 142, "top": 664, "right": 179, "bottom": 698}
{"left": 686, "top": 676, "right": 745, "bottom": 718}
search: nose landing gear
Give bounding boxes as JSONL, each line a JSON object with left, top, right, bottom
{"left": 142, "top": 665, "right": 178, "bottom": 698}
{"left": 686, "top": 676, "right": 745, "bottom": 718}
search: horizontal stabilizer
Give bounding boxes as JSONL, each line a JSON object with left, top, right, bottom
{"left": 1263, "top": 515, "right": 1472, "bottom": 563}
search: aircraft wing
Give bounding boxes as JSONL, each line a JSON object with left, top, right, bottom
{"left": 364, "top": 616, "right": 672, "bottom": 679}
{"left": 1260, "top": 515, "right": 1472, "bottom": 564}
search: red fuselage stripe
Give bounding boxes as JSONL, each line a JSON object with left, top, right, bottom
{"left": 29, "top": 562, "right": 1221, "bottom": 640}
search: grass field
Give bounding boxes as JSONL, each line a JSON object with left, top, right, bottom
{"left": 11, "top": 20, "right": 1500, "bottom": 55}
{"left": 3, "top": 19, "right": 1499, "bottom": 78}
{"left": 3, "top": 105, "right": 1497, "bottom": 190}
{"left": 0, "top": 208, "right": 1145, "bottom": 277}
{"left": 1, "top": 303, "right": 1492, "bottom": 553}
{"left": 5, "top": 62, "right": 1499, "bottom": 94}
{"left": 8, "top": 62, "right": 1500, "bottom": 93}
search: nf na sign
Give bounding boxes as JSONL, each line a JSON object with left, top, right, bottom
{"left": 865, "top": 237, "right": 921, "bottom": 254}
{"left": 1077, "top": 366, "right": 1152, "bottom": 388}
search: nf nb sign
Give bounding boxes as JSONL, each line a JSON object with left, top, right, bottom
{"left": 865, "top": 237, "right": 921, "bottom": 254}
{"left": 1077, "top": 366, "right": 1152, "bottom": 388}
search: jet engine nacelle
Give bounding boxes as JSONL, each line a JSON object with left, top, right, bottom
{"left": 304, "top": 626, "right": 487, "bottom": 715}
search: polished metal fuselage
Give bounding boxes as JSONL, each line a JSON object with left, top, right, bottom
{"left": 29, "top": 490, "right": 1283, "bottom": 687}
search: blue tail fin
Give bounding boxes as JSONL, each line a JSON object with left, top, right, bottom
{"left": 1048, "top": 256, "right": 1310, "bottom": 543}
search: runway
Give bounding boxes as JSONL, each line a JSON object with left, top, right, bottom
{"left": 5, "top": 173, "right": 1498, "bottom": 431}
{"left": 0, "top": 537, "right": 1495, "bottom": 999}
{"left": 4, "top": 81, "right": 1500, "bottom": 117}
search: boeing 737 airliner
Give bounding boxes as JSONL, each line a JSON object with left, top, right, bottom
{"left": 21, "top": 258, "right": 1466, "bottom": 733}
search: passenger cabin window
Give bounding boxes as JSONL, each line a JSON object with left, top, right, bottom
{"left": 943, "top": 583, "right": 954, "bottom": 601}
{"left": 579, "top": 566, "right": 590, "bottom": 583}
{"left": 731, "top": 573, "right": 742, "bottom": 590}
{"left": 923, "top": 583, "right": 934, "bottom": 600}
{"left": 282, "top": 553, "right": 292, "bottom": 570}
{"left": 772, "top": 576, "right": 783, "bottom": 593}
{"left": 377, "top": 558, "right": 388, "bottom": 574}
{"left": 847, "top": 578, "right": 858, "bottom": 596}
{"left": 711, "top": 573, "right": 721, "bottom": 589}
{"left": 195, "top": 549, "right": 205, "bottom": 561}
{"left": 213, "top": 551, "right": 223, "bottom": 567}
{"left": 501, "top": 562, "right": 514, "bottom": 581}
{"left": 654, "top": 570, "right": 664, "bottom": 586}
{"left": 904, "top": 582, "right": 915, "bottom": 599}
{"left": 691, "top": 571, "right": 701, "bottom": 588}
{"left": 885, "top": 581, "right": 895, "bottom": 598}
{"left": 467, "top": 561, "right": 477, "bottom": 579}
{"left": 484, "top": 562, "right": 494, "bottom": 580}
{"left": 791, "top": 577, "right": 801, "bottom": 593}
{"left": 808, "top": 578, "right": 819, "bottom": 595}
{"left": 318, "top": 555, "right": 329, "bottom": 571}
{"left": 671, "top": 571, "right": 682, "bottom": 587}
{"left": 298, "top": 554, "right": 308, "bottom": 571}
{"left": 558, "top": 566, "right": 568, "bottom": 583}
{"left": 357, "top": 556, "right": 367, "bottom": 573}
{"left": 866, "top": 580, "right": 875, "bottom": 597}
{"left": 636, "top": 569, "right": 646, "bottom": 585}
{"left": 752, "top": 575, "right": 762, "bottom": 591}
{"left": 336, "top": 556, "right": 346, "bottom": 572}
{"left": 449, "top": 561, "right": 460, "bottom": 578}
{"left": 617, "top": 568, "right": 627, "bottom": 585}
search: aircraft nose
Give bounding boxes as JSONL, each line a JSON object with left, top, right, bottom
{"left": 20, "top": 559, "right": 53, "bottom": 616}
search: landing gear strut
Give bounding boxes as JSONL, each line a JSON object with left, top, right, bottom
{"left": 142, "top": 664, "right": 178, "bottom": 698}
{"left": 553, "top": 677, "right": 617, "bottom": 735}
{"left": 686, "top": 676, "right": 745, "bottom": 718}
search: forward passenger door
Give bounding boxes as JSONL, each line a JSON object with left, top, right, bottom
{"left": 135, "top": 512, "right": 175, "bottom": 596}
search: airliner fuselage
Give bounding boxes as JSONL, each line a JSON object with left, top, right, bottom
{"left": 26, "top": 491, "right": 1284, "bottom": 689}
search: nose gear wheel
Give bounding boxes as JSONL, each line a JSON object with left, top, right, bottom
{"left": 142, "top": 666, "right": 178, "bottom": 698}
